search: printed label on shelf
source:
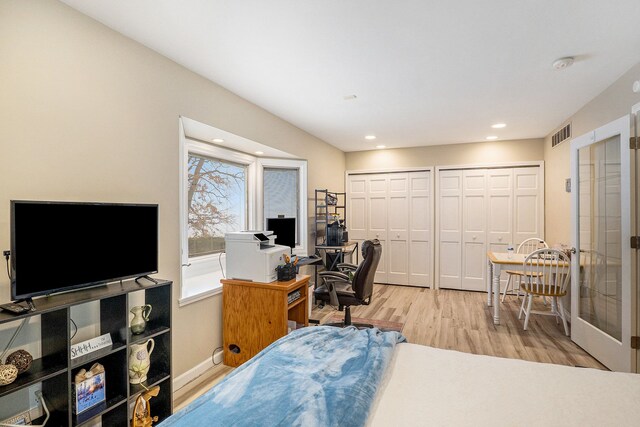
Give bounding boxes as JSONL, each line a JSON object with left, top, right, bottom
{"left": 70, "top": 333, "right": 113, "bottom": 360}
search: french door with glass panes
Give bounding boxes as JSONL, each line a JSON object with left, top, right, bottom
{"left": 570, "top": 114, "right": 635, "bottom": 372}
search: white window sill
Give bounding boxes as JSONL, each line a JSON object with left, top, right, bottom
{"left": 179, "top": 271, "right": 224, "bottom": 307}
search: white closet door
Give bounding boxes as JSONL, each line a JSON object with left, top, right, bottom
{"left": 487, "top": 168, "right": 513, "bottom": 253}
{"left": 513, "top": 167, "right": 542, "bottom": 245}
{"left": 347, "top": 175, "right": 368, "bottom": 244}
{"left": 387, "top": 173, "right": 409, "bottom": 285}
{"left": 438, "top": 170, "right": 463, "bottom": 289}
{"left": 409, "top": 172, "right": 431, "bottom": 287}
{"left": 462, "top": 169, "right": 487, "bottom": 291}
{"left": 367, "top": 174, "right": 389, "bottom": 283}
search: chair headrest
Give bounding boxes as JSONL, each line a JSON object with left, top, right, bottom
{"left": 361, "top": 239, "right": 381, "bottom": 259}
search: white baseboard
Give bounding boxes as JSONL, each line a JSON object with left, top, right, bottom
{"left": 173, "top": 357, "right": 215, "bottom": 392}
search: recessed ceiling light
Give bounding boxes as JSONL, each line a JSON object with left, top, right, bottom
{"left": 365, "top": 135, "right": 376, "bottom": 140}
{"left": 212, "top": 138, "right": 224, "bottom": 143}
{"left": 255, "top": 151, "right": 264, "bottom": 155}
{"left": 491, "top": 123, "right": 506, "bottom": 129}
{"left": 343, "top": 95, "right": 357, "bottom": 100}
{"left": 486, "top": 136, "right": 498, "bottom": 140}
{"left": 376, "top": 145, "right": 386, "bottom": 149}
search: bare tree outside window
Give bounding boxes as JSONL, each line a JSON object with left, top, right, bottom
{"left": 187, "top": 154, "right": 246, "bottom": 257}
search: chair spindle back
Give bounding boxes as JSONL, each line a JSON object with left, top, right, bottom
{"left": 523, "top": 248, "right": 571, "bottom": 296}
{"left": 517, "top": 238, "right": 548, "bottom": 255}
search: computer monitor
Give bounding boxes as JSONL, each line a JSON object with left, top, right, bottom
{"left": 267, "top": 217, "right": 296, "bottom": 249}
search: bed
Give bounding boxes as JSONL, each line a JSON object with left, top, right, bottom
{"left": 162, "top": 326, "right": 640, "bottom": 426}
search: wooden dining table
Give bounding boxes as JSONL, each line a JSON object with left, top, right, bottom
{"left": 485, "top": 251, "right": 571, "bottom": 325}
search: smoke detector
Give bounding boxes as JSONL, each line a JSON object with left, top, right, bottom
{"left": 552, "top": 57, "right": 575, "bottom": 70}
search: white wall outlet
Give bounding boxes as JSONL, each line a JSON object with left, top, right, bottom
{"left": 28, "top": 385, "right": 41, "bottom": 411}
{"left": 213, "top": 348, "right": 224, "bottom": 365}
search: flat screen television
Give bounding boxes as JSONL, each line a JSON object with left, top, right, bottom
{"left": 10, "top": 201, "right": 159, "bottom": 300}
{"left": 266, "top": 217, "right": 296, "bottom": 249}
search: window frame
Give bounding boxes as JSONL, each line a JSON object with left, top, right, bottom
{"left": 178, "top": 128, "right": 308, "bottom": 306}
{"left": 256, "top": 158, "right": 308, "bottom": 257}
{"left": 179, "top": 137, "right": 257, "bottom": 305}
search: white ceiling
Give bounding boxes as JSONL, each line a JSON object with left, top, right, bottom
{"left": 61, "top": 0, "right": 640, "bottom": 152}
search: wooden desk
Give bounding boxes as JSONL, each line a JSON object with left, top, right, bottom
{"left": 222, "top": 275, "right": 310, "bottom": 367}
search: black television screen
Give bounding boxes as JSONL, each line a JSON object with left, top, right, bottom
{"left": 11, "top": 201, "right": 158, "bottom": 300}
{"left": 267, "top": 217, "right": 296, "bottom": 249}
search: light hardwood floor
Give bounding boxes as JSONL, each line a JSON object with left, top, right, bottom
{"left": 313, "top": 284, "right": 604, "bottom": 369}
{"left": 175, "top": 284, "right": 604, "bottom": 409}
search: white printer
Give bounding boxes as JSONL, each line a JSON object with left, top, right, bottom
{"left": 224, "top": 231, "right": 289, "bottom": 283}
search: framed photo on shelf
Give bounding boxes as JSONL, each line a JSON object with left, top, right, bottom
{"left": 73, "top": 363, "right": 106, "bottom": 414}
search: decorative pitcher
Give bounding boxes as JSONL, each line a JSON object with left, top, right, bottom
{"left": 130, "top": 304, "right": 152, "bottom": 335}
{"left": 129, "top": 338, "right": 154, "bottom": 384}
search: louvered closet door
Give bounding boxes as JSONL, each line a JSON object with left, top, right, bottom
{"left": 462, "top": 169, "right": 487, "bottom": 291}
{"left": 513, "top": 167, "right": 542, "bottom": 245}
{"left": 408, "top": 172, "right": 431, "bottom": 287}
{"left": 387, "top": 173, "right": 409, "bottom": 285}
{"left": 367, "top": 174, "right": 389, "bottom": 283}
{"left": 438, "top": 170, "right": 463, "bottom": 289}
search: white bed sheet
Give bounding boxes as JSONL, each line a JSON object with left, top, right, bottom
{"left": 369, "top": 343, "right": 640, "bottom": 426}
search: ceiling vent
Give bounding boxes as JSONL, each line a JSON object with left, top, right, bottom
{"left": 552, "top": 123, "right": 571, "bottom": 148}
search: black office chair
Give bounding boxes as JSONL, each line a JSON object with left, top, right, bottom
{"left": 314, "top": 239, "right": 381, "bottom": 327}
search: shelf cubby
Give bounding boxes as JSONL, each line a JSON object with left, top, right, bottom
{"left": 0, "top": 353, "right": 68, "bottom": 399}
{"left": 128, "top": 330, "right": 170, "bottom": 397}
{"left": 70, "top": 341, "right": 127, "bottom": 370}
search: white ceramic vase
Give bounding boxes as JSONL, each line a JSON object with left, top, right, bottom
{"left": 129, "top": 338, "right": 155, "bottom": 384}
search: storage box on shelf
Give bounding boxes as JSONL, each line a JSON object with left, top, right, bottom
{"left": 0, "top": 279, "right": 172, "bottom": 427}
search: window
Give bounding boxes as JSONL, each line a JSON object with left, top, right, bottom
{"left": 188, "top": 154, "right": 247, "bottom": 257}
{"left": 258, "top": 158, "right": 308, "bottom": 256}
{"left": 179, "top": 120, "right": 307, "bottom": 305}
{"left": 263, "top": 168, "right": 299, "bottom": 243}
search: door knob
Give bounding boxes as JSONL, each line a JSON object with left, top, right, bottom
{"left": 472, "top": 236, "right": 477, "bottom": 240}
{"left": 376, "top": 234, "right": 379, "bottom": 238}
{"left": 498, "top": 237, "right": 503, "bottom": 241}
{"left": 397, "top": 234, "right": 400, "bottom": 238}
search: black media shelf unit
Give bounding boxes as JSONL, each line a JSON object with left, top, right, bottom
{"left": 0, "top": 279, "right": 172, "bottom": 427}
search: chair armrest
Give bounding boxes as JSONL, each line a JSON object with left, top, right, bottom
{"left": 337, "top": 263, "right": 358, "bottom": 272}
{"left": 318, "top": 271, "right": 350, "bottom": 281}
{"left": 318, "top": 271, "right": 351, "bottom": 306}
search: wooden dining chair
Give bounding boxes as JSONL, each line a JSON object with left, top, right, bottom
{"left": 501, "top": 238, "right": 548, "bottom": 302}
{"left": 518, "top": 248, "right": 571, "bottom": 335}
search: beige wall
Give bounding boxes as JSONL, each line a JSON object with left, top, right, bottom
{"left": 0, "top": 0, "right": 345, "bottom": 377}
{"left": 345, "top": 138, "right": 544, "bottom": 171}
{"left": 544, "top": 62, "right": 640, "bottom": 246}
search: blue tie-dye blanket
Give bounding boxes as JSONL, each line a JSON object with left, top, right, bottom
{"left": 161, "top": 326, "right": 406, "bottom": 427}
